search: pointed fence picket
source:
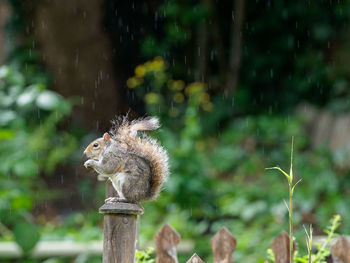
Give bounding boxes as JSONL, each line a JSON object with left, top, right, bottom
{"left": 331, "top": 235, "right": 350, "bottom": 263}
{"left": 186, "top": 253, "right": 204, "bottom": 263}
{"left": 210, "top": 227, "right": 236, "bottom": 263}
{"left": 270, "top": 231, "right": 296, "bottom": 263}
{"left": 154, "top": 224, "right": 181, "bottom": 263}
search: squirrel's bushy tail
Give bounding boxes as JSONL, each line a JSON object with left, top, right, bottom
{"left": 111, "top": 116, "right": 169, "bottom": 200}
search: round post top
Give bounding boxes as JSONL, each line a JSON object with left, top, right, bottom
{"left": 99, "top": 202, "right": 144, "bottom": 215}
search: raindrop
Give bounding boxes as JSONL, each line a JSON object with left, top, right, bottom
{"left": 75, "top": 53, "right": 79, "bottom": 66}
{"left": 270, "top": 69, "right": 274, "bottom": 78}
{"left": 210, "top": 50, "right": 214, "bottom": 61}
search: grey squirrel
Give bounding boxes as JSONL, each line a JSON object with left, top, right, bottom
{"left": 83, "top": 116, "right": 169, "bottom": 203}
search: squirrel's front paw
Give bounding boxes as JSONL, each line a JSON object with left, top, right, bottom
{"left": 84, "top": 159, "right": 94, "bottom": 169}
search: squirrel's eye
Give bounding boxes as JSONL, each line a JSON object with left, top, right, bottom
{"left": 93, "top": 143, "right": 99, "bottom": 148}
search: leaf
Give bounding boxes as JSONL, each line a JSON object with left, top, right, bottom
{"left": 0, "top": 65, "right": 10, "bottom": 78}
{"left": 16, "top": 86, "right": 40, "bottom": 108}
{"left": 11, "top": 195, "right": 33, "bottom": 210}
{"left": 13, "top": 159, "right": 38, "bottom": 177}
{"left": 13, "top": 222, "right": 40, "bottom": 253}
{"left": 265, "top": 166, "right": 291, "bottom": 182}
{"left": 0, "top": 129, "right": 14, "bottom": 139}
{"left": 0, "top": 110, "right": 17, "bottom": 126}
{"left": 36, "top": 90, "right": 62, "bottom": 110}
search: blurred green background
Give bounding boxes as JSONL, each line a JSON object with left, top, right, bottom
{"left": 1, "top": 0, "right": 350, "bottom": 262}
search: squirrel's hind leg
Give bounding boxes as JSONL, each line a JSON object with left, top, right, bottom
{"left": 108, "top": 173, "right": 127, "bottom": 199}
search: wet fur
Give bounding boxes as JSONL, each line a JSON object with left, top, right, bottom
{"left": 84, "top": 116, "right": 169, "bottom": 203}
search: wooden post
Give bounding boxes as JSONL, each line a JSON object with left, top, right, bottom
{"left": 99, "top": 202, "right": 144, "bottom": 263}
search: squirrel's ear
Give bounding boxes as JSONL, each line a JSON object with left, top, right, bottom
{"left": 103, "top": 133, "right": 110, "bottom": 142}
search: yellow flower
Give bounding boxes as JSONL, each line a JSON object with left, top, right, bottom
{"left": 135, "top": 65, "right": 146, "bottom": 78}
{"left": 168, "top": 80, "right": 185, "bottom": 91}
{"left": 202, "top": 102, "right": 214, "bottom": 111}
{"left": 127, "top": 77, "right": 142, "bottom": 88}
{"left": 173, "top": 92, "right": 185, "bottom": 103}
{"left": 185, "top": 82, "right": 205, "bottom": 95}
{"left": 145, "top": 93, "right": 160, "bottom": 104}
{"left": 153, "top": 56, "right": 164, "bottom": 69}
{"left": 199, "top": 92, "right": 210, "bottom": 103}
{"left": 144, "top": 57, "right": 165, "bottom": 72}
{"left": 144, "top": 61, "right": 152, "bottom": 71}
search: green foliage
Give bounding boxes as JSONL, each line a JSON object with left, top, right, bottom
{"left": 139, "top": 1, "right": 350, "bottom": 112}
{"left": 266, "top": 138, "right": 300, "bottom": 263}
{"left": 311, "top": 215, "right": 341, "bottom": 263}
{"left": 13, "top": 222, "right": 40, "bottom": 254}
{"left": 266, "top": 141, "right": 341, "bottom": 263}
{"left": 128, "top": 57, "right": 350, "bottom": 261}
{"left": 135, "top": 247, "right": 155, "bottom": 263}
{"left": 0, "top": 64, "right": 77, "bottom": 253}
{"left": 3, "top": 1, "right": 350, "bottom": 262}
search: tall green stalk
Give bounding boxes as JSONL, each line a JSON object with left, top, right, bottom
{"left": 266, "top": 137, "right": 301, "bottom": 263}
{"left": 304, "top": 224, "right": 313, "bottom": 263}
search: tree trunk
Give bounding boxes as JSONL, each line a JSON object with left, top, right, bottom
{"left": 208, "top": 0, "right": 227, "bottom": 84}
{"left": 225, "top": 0, "right": 246, "bottom": 95}
{"left": 0, "top": 2, "right": 11, "bottom": 65}
{"left": 195, "top": 22, "right": 208, "bottom": 82}
{"left": 31, "top": 0, "right": 127, "bottom": 131}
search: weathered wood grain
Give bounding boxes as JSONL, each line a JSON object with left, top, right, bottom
{"left": 210, "top": 227, "right": 236, "bottom": 263}
{"left": 331, "top": 236, "right": 350, "bottom": 263}
{"left": 99, "top": 202, "right": 144, "bottom": 215}
{"left": 100, "top": 202, "right": 144, "bottom": 263}
{"left": 154, "top": 223, "right": 181, "bottom": 263}
{"left": 186, "top": 253, "right": 204, "bottom": 263}
{"left": 270, "top": 231, "right": 296, "bottom": 263}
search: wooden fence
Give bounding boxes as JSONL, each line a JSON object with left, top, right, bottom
{"left": 99, "top": 202, "right": 350, "bottom": 263}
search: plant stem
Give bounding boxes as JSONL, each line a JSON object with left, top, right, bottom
{"left": 309, "top": 249, "right": 311, "bottom": 263}
{"left": 289, "top": 187, "right": 293, "bottom": 263}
